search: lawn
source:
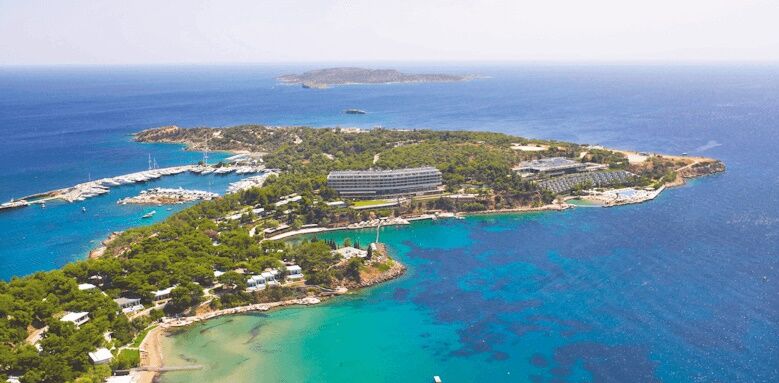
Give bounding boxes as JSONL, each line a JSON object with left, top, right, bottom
{"left": 351, "top": 199, "right": 395, "bottom": 207}
{"left": 131, "top": 325, "right": 157, "bottom": 348}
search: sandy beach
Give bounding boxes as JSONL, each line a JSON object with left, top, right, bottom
{"left": 137, "top": 326, "right": 165, "bottom": 383}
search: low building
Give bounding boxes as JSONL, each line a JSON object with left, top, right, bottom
{"left": 246, "top": 274, "right": 267, "bottom": 291}
{"left": 88, "top": 347, "right": 113, "bottom": 365}
{"left": 327, "top": 167, "right": 442, "bottom": 199}
{"left": 286, "top": 265, "right": 304, "bottom": 281}
{"left": 261, "top": 270, "right": 280, "bottom": 286}
{"left": 153, "top": 286, "right": 175, "bottom": 301}
{"left": 514, "top": 157, "right": 587, "bottom": 178}
{"left": 77, "top": 283, "right": 97, "bottom": 291}
{"left": 113, "top": 297, "right": 143, "bottom": 313}
{"left": 333, "top": 246, "right": 368, "bottom": 259}
{"left": 538, "top": 170, "right": 635, "bottom": 194}
{"left": 60, "top": 311, "right": 89, "bottom": 327}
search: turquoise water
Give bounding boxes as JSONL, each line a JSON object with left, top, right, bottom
{"left": 2, "top": 65, "right": 778, "bottom": 381}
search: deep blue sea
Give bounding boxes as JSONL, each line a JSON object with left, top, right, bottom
{"left": 1, "top": 64, "right": 777, "bottom": 381}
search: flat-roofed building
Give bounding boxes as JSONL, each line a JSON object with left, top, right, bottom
{"left": 514, "top": 157, "right": 587, "bottom": 178}
{"left": 88, "top": 348, "right": 113, "bottom": 365}
{"left": 113, "top": 297, "right": 143, "bottom": 313}
{"left": 327, "top": 167, "right": 442, "bottom": 199}
{"left": 60, "top": 311, "right": 90, "bottom": 327}
{"left": 285, "top": 265, "right": 304, "bottom": 281}
{"left": 538, "top": 170, "right": 635, "bottom": 194}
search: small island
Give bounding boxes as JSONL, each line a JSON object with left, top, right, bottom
{"left": 277, "top": 67, "right": 469, "bottom": 89}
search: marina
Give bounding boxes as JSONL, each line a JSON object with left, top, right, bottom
{"left": 0, "top": 164, "right": 268, "bottom": 212}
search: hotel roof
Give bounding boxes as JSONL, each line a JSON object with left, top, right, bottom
{"left": 77, "top": 283, "right": 97, "bottom": 291}
{"left": 515, "top": 157, "right": 584, "bottom": 171}
{"left": 328, "top": 166, "right": 440, "bottom": 177}
{"left": 61, "top": 311, "right": 89, "bottom": 323}
{"left": 88, "top": 347, "right": 113, "bottom": 363}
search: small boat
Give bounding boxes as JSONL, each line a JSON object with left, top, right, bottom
{"left": 344, "top": 109, "right": 367, "bottom": 115}
{"left": 142, "top": 210, "right": 157, "bottom": 219}
{"left": 81, "top": 207, "right": 87, "bottom": 213}
{"left": 41, "top": 203, "right": 46, "bottom": 208}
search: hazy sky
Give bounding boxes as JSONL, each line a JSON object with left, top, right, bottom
{"left": 1, "top": 0, "right": 778, "bottom": 65}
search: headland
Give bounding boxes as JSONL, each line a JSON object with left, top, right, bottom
{"left": 1, "top": 124, "right": 724, "bottom": 383}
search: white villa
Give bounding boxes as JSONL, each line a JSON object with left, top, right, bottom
{"left": 77, "top": 283, "right": 97, "bottom": 291}
{"left": 153, "top": 286, "right": 175, "bottom": 301}
{"left": 261, "top": 270, "right": 280, "bottom": 286}
{"left": 88, "top": 347, "right": 113, "bottom": 365}
{"left": 113, "top": 297, "right": 142, "bottom": 313}
{"left": 246, "top": 274, "right": 267, "bottom": 291}
{"left": 60, "top": 311, "right": 90, "bottom": 327}
{"left": 246, "top": 268, "right": 285, "bottom": 291}
{"left": 333, "top": 246, "right": 368, "bottom": 259}
{"left": 286, "top": 265, "right": 304, "bottom": 281}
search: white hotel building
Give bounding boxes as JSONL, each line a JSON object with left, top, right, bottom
{"left": 327, "top": 167, "right": 443, "bottom": 199}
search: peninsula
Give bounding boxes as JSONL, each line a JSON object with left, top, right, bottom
{"left": 0, "top": 124, "right": 724, "bottom": 383}
{"left": 276, "top": 67, "right": 469, "bottom": 88}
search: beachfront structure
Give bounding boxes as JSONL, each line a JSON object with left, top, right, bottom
{"left": 333, "top": 246, "right": 368, "bottom": 259}
{"left": 88, "top": 348, "right": 113, "bottom": 365}
{"left": 113, "top": 297, "right": 142, "bottom": 313}
{"left": 153, "top": 286, "right": 175, "bottom": 301}
{"left": 514, "top": 157, "right": 587, "bottom": 178}
{"left": 60, "top": 312, "right": 90, "bottom": 327}
{"left": 262, "top": 270, "right": 280, "bottom": 285}
{"left": 538, "top": 170, "right": 635, "bottom": 194}
{"left": 246, "top": 274, "right": 267, "bottom": 290}
{"left": 286, "top": 265, "right": 304, "bottom": 281}
{"left": 327, "top": 167, "right": 442, "bottom": 199}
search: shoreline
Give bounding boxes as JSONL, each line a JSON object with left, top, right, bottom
{"left": 137, "top": 249, "right": 405, "bottom": 382}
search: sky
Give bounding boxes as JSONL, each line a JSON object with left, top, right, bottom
{"left": 1, "top": 0, "right": 778, "bottom": 65}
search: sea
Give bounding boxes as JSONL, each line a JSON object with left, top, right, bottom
{"left": 0, "top": 64, "right": 777, "bottom": 382}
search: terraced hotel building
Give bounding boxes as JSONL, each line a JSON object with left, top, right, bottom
{"left": 327, "top": 167, "right": 443, "bottom": 199}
